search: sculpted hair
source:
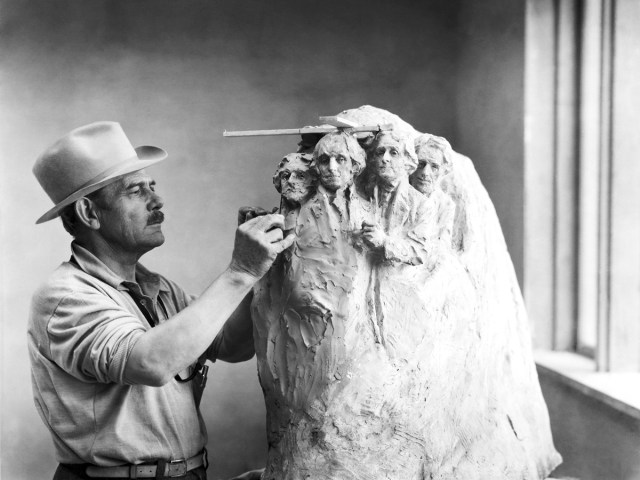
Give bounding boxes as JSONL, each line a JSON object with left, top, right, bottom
{"left": 310, "top": 131, "right": 366, "bottom": 178}
{"left": 415, "top": 134, "right": 453, "bottom": 171}
{"left": 272, "top": 153, "right": 314, "bottom": 193}
{"left": 369, "top": 130, "right": 418, "bottom": 175}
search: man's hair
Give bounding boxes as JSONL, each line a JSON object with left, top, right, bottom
{"left": 59, "top": 187, "right": 111, "bottom": 237}
{"left": 369, "top": 130, "right": 418, "bottom": 175}
{"left": 414, "top": 134, "right": 453, "bottom": 171}
{"left": 310, "top": 131, "right": 366, "bottom": 178}
{"left": 272, "top": 152, "right": 315, "bottom": 193}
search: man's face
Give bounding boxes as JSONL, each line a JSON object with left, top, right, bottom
{"left": 371, "top": 135, "right": 407, "bottom": 187}
{"left": 315, "top": 137, "right": 354, "bottom": 192}
{"left": 94, "top": 170, "right": 165, "bottom": 257}
{"left": 410, "top": 146, "right": 445, "bottom": 196}
{"left": 278, "top": 157, "right": 315, "bottom": 205}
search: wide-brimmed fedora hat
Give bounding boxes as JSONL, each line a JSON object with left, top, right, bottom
{"left": 33, "top": 121, "right": 167, "bottom": 224}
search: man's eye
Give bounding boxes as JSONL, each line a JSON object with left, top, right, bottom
{"left": 337, "top": 156, "right": 347, "bottom": 163}
{"left": 129, "top": 188, "right": 141, "bottom": 195}
{"left": 390, "top": 149, "right": 399, "bottom": 156}
{"left": 431, "top": 164, "right": 440, "bottom": 171}
{"left": 375, "top": 148, "right": 385, "bottom": 156}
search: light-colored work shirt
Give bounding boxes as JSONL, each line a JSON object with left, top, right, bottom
{"left": 27, "top": 242, "right": 207, "bottom": 466}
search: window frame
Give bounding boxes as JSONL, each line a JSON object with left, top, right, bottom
{"left": 524, "top": 0, "right": 640, "bottom": 373}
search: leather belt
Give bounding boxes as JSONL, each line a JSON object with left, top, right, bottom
{"left": 85, "top": 451, "right": 206, "bottom": 478}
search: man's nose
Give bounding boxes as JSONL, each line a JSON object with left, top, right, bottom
{"left": 328, "top": 157, "right": 339, "bottom": 172}
{"left": 148, "top": 191, "right": 164, "bottom": 210}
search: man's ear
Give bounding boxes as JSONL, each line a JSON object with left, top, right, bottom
{"left": 74, "top": 197, "right": 101, "bottom": 230}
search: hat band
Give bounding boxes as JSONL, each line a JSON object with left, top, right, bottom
{"left": 62, "top": 154, "right": 139, "bottom": 202}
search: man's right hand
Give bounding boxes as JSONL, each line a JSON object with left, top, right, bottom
{"left": 126, "top": 214, "right": 294, "bottom": 387}
{"left": 237, "top": 206, "right": 279, "bottom": 225}
{"left": 229, "top": 213, "right": 295, "bottom": 279}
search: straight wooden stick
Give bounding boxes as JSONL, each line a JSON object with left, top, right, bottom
{"left": 223, "top": 124, "right": 393, "bottom": 138}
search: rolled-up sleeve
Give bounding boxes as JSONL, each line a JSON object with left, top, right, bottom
{"left": 47, "top": 292, "right": 146, "bottom": 384}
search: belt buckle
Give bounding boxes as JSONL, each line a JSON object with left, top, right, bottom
{"left": 167, "top": 458, "right": 188, "bottom": 477}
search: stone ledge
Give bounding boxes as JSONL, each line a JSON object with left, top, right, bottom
{"left": 535, "top": 350, "right": 640, "bottom": 423}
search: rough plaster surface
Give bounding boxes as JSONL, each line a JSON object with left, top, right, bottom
{"left": 251, "top": 106, "right": 561, "bottom": 479}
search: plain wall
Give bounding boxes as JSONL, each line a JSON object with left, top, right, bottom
{"left": 0, "top": 1, "right": 469, "bottom": 479}
{"left": 453, "top": 0, "right": 526, "bottom": 286}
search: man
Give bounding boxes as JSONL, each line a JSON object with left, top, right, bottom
{"left": 358, "top": 130, "right": 435, "bottom": 266}
{"left": 355, "top": 130, "right": 441, "bottom": 351}
{"left": 409, "top": 134, "right": 452, "bottom": 198}
{"left": 292, "top": 131, "right": 365, "bottom": 250}
{"left": 272, "top": 152, "right": 316, "bottom": 232}
{"left": 410, "top": 134, "right": 456, "bottom": 246}
{"left": 266, "top": 132, "right": 365, "bottom": 400}
{"left": 272, "top": 152, "right": 316, "bottom": 208}
{"left": 311, "top": 130, "right": 365, "bottom": 196}
{"left": 28, "top": 121, "right": 292, "bottom": 480}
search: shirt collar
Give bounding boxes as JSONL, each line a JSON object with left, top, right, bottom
{"left": 133, "top": 262, "right": 168, "bottom": 299}
{"left": 70, "top": 242, "right": 169, "bottom": 298}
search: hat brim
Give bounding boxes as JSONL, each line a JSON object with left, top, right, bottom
{"left": 35, "top": 146, "right": 167, "bottom": 224}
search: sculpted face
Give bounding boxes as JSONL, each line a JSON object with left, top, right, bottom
{"left": 371, "top": 134, "right": 407, "bottom": 188}
{"left": 315, "top": 136, "right": 355, "bottom": 192}
{"left": 94, "top": 170, "right": 165, "bottom": 256}
{"left": 410, "top": 146, "right": 445, "bottom": 196}
{"left": 277, "top": 156, "right": 315, "bottom": 205}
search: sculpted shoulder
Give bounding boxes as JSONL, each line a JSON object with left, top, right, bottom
{"left": 404, "top": 181, "right": 434, "bottom": 217}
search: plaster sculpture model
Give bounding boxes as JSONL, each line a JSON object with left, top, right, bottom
{"left": 249, "top": 106, "right": 562, "bottom": 479}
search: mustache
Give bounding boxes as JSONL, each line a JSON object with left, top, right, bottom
{"left": 147, "top": 210, "right": 165, "bottom": 225}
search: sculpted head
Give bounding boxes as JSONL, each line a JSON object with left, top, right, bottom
{"left": 410, "top": 135, "right": 453, "bottom": 196}
{"left": 311, "top": 132, "right": 365, "bottom": 192}
{"left": 368, "top": 131, "right": 418, "bottom": 189}
{"left": 273, "top": 153, "right": 316, "bottom": 205}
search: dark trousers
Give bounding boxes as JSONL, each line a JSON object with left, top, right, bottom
{"left": 53, "top": 464, "right": 207, "bottom": 480}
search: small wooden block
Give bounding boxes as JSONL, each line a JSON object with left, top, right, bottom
{"left": 317, "top": 116, "right": 360, "bottom": 128}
